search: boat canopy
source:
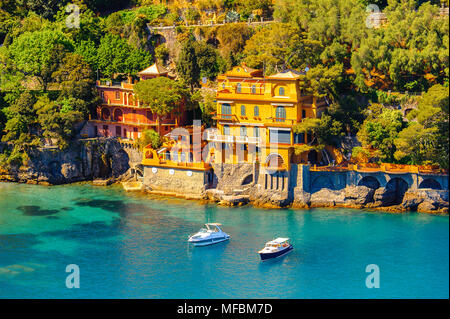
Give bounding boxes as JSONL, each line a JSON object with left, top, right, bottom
{"left": 205, "top": 223, "right": 222, "bottom": 232}
{"left": 267, "top": 238, "right": 290, "bottom": 245}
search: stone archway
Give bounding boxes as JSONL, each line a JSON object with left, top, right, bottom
{"left": 418, "top": 178, "right": 441, "bottom": 190}
{"left": 358, "top": 176, "right": 381, "bottom": 189}
{"left": 266, "top": 153, "right": 284, "bottom": 168}
{"left": 385, "top": 177, "right": 409, "bottom": 205}
{"left": 206, "top": 37, "right": 220, "bottom": 48}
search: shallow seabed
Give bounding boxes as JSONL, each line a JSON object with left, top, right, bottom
{"left": 0, "top": 182, "right": 448, "bottom": 299}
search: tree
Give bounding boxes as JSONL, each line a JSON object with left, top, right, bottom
{"left": 8, "top": 29, "right": 74, "bottom": 90}
{"left": 357, "top": 108, "right": 405, "bottom": 162}
{"left": 34, "top": 95, "right": 84, "bottom": 149}
{"left": 194, "top": 41, "right": 221, "bottom": 81}
{"left": 394, "top": 84, "right": 449, "bottom": 167}
{"left": 97, "top": 33, "right": 152, "bottom": 78}
{"left": 133, "top": 77, "right": 187, "bottom": 134}
{"left": 243, "top": 23, "right": 322, "bottom": 74}
{"left": 136, "top": 129, "right": 162, "bottom": 151}
{"left": 177, "top": 37, "right": 200, "bottom": 92}
{"left": 216, "top": 23, "right": 253, "bottom": 63}
{"left": 52, "top": 53, "right": 98, "bottom": 116}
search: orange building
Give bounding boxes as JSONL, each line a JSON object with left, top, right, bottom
{"left": 90, "top": 63, "right": 185, "bottom": 140}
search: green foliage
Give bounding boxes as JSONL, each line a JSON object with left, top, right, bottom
{"left": 137, "top": 129, "right": 162, "bottom": 151}
{"left": 8, "top": 29, "right": 74, "bottom": 90}
{"left": 357, "top": 108, "right": 405, "bottom": 162}
{"left": 243, "top": 23, "right": 322, "bottom": 74}
{"left": 192, "top": 89, "right": 216, "bottom": 126}
{"left": 177, "top": 37, "right": 200, "bottom": 91}
{"left": 293, "top": 114, "right": 343, "bottom": 147}
{"left": 154, "top": 44, "right": 170, "bottom": 65}
{"left": 394, "top": 84, "right": 449, "bottom": 168}
{"left": 134, "top": 77, "right": 187, "bottom": 116}
{"left": 34, "top": 95, "right": 84, "bottom": 149}
{"left": 97, "top": 33, "right": 152, "bottom": 77}
{"left": 194, "top": 41, "right": 221, "bottom": 80}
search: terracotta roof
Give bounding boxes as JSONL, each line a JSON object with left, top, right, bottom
{"left": 224, "top": 64, "right": 263, "bottom": 78}
{"left": 138, "top": 62, "right": 169, "bottom": 75}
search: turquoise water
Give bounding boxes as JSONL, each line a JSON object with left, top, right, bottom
{"left": 0, "top": 182, "right": 448, "bottom": 299}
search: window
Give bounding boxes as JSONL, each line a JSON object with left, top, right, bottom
{"left": 240, "top": 126, "right": 247, "bottom": 136}
{"left": 101, "top": 91, "right": 105, "bottom": 100}
{"left": 302, "top": 110, "right": 306, "bottom": 118}
{"left": 251, "top": 85, "right": 256, "bottom": 94}
{"left": 270, "top": 130, "right": 291, "bottom": 144}
{"left": 222, "top": 83, "right": 225, "bottom": 90}
{"left": 294, "top": 133, "right": 304, "bottom": 144}
{"left": 279, "top": 87, "right": 285, "bottom": 96}
{"left": 254, "top": 105, "right": 259, "bottom": 117}
{"left": 241, "top": 105, "right": 246, "bottom": 116}
{"left": 221, "top": 103, "right": 232, "bottom": 119}
{"left": 115, "top": 91, "right": 120, "bottom": 100}
{"left": 236, "top": 83, "right": 241, "bottom": 93}
{"left": 275, "top": 106, "right": 286, "bottom": 122}
{"left": 223, "top": 125, "right": 230, "bottom": 135}
{"left": 254, "top": 127, "right": 260, "bottom": 138}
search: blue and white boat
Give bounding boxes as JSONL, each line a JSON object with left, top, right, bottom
{"left": 188, "top": 223, "right": 230, "bottom": 246}
{"left": 258, "top": 238, "right": 293, "bottom": 261}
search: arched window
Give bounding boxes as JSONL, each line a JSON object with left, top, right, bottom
{"left": 222, "top": 83, "right": 225, "bottom": 90}
{"left": 113, "top": 108, "right": 123, "bottom": 122}
{"left": 302, "top": 110, "right": 306, "bottom": 118}
{"left": 275, "top": 106, "right": 286, "bottom": 122}
{"left": 236, "top": 83, "right": 241, "bottom": 93}
{"left": 254, "top": 105, "right": 259, "bottom": 117}
{"left": 241, "top": 105, "right": 246, "bottom": 116}
{"left": 251, "top": 85, "right": 256, "bottom": 94}
{"left": 279, "top": 87, "right": 285, "bottom": 96}
{"left": 240, "top": 126, "right": 247, "bottom": 136}
{"left": 223, "top": 125, "right": 230, "bottom": 135}
{"left": 101, "top": 108, "right": 110, "bottom": 121}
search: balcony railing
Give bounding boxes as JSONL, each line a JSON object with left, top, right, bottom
{"left": 235, "top": 135, "right": 261, "bottom": 144}
{"left": 91, "top": 116, "right": 175, "bottom": 126}
{"left": 213, "top": 114, "right": 238, "bottom": 122}
{"left": 206, "top": 132, "right": 235, "bottom": 143}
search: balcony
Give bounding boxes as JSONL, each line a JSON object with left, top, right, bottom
{"left": 235, "top": 135, "right": 261, "bottom": 144}
{"left": 213, "top": 114, "right": 238, "bottom": 122}
{"left": 206, "top": 132, "right": 235, "bottom": 143}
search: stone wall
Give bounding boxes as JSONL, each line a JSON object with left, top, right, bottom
{"left": 143, "top": 166, "right": 209, "bottom": 196}
{"left": 207, "top": 163, "right": 448, "bottom": 213}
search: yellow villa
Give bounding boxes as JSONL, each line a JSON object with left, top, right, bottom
{"left": 207, "top": 64, "right": 329, "bottom": 171}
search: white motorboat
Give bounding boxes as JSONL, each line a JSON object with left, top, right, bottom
{"left": 258, "top": 238, "right": 293, "bottom": 261}
{"left": 188, "top": 223, "right": 230, "bottom": 246}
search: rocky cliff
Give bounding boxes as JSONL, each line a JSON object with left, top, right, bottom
{"left": 0, "top": 138, "right": 141, "bottom": 185}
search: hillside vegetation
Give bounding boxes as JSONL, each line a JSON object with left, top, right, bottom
{"left": 0, "top": 0, "right": 448, "bottom": 169}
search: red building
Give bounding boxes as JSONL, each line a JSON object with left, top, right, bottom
{"left": 90, "top": 62, "right": 185, "bottom": 140}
